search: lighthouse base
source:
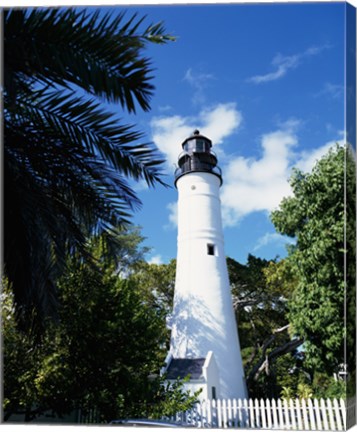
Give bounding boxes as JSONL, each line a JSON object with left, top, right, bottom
{"left": 161, "top": 351, "right": 221, "bottom": 401}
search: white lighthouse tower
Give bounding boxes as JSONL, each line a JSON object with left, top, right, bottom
{"left": 163, "top": 130, "right": 247, "bottom": 401}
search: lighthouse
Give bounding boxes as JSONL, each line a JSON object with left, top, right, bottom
{"left": 162, "top": 130, "right": 247, "bottom": 401}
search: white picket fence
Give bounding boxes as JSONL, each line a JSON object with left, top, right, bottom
{"left": 170, "top": 398, "right": 346, "bottom": 430}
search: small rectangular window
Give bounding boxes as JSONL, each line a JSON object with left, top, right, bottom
{"left": 207, "top": 244, "right": 215, "bottom": 256}
{"left": 212, "top": 386, "right": 217, "bottom": 400}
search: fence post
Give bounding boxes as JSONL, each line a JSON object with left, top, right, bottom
{"left": 231, "top": 398, "right": 236, "bottom": 427}
{"left": 211, "top": 398, "right": 218, "bottom": 428}
{"left": 205, "top": 400, "right": 209, "bottom": 428}
{"left": 289, "top": 397, "right": 296, "bottom": 430}
{"left": 340, "top": 398, "right": 346, "bottom": 430}
{"left": 226, "top": 398, "right": 233, "bottom": 428}
{"left": 301, "top": 397, "right": 310, "bottom": 430}
{"left": 242, "top": 398, "right": 250, "bottom": 428}
{"left": 217, "top": 399, "right": 222, "bottom": 428}
{"left": 277, "top": 398, "right": 285, "bottom": 428}
{"left": 326, "top": 398, "right": 335, "bottom": 431}
{"left": 313, "top": 398, "right": 322, "bottom": 430}
{"left": 248, "top": 398, "right": 255, "bottom": 428}
{"left": 198, "top": 400, "right": 203, "bottom": 428}
{"left": 222, "top": 399, "right": 228, "bottom": 428}
{"left": 254, "top": 398, "right": 260, "bottom": 428}
{"left": 307, "top": 398, "right": 316, "bottom": 430}
{"left": 265, "top": 398, "right": 272, "bottom": 429}
{"left": 295, "top": 398, "right": 303, "bottom": 430}
{"left": 333, "top": 398, "right": 343, "bottom": 430}
{"left": 283, "top": 397, "right": 290, "bottom": 429}
{"left": 320, "top": 398, "right": 329, "bottom": 430}
{"left": 260, "top": 398, "right": 267, "bottom": 429}
{"left": 271, "top": 398, "right": 279, "bottom": 428}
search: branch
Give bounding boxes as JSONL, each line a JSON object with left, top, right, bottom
{"left": 247, "top": 324, "right": 304, "bottom": 383}
{"left": 232, "top": 290, "right": 282, "bottom": 311}
{"left": 233, "top": 297, "right": 260, "bottom": 309}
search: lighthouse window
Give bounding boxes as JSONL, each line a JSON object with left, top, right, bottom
{"left": 212, "top": 386, "right": 217, "bottom": 400}
{"left": 207, "top": 244, "right": 215, "bottom": 256}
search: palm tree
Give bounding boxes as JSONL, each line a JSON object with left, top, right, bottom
{"left": 3, "top": 8, "right": 173, "bottom": 330}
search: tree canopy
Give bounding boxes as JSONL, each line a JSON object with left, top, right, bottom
{"left": 3, "top": 231, "right": 201, "bottom": 422}
{"left": 271, "top": 144, "right": 354, "bottom": 377}
{"left": 4, "top": 8, "right": 174, "bottom": 329}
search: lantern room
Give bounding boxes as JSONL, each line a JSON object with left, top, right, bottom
{"left": 174, "top": 130, "right": 222, "bottom": 186}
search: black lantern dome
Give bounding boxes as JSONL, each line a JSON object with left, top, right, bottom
{"left": 174, "top": 130, "right": 222, "bottom": 186}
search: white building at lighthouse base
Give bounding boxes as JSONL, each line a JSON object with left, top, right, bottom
{"left": 161, "top": 351, "right": 221, "bottom": 401}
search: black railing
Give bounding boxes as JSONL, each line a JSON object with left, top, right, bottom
{"left": 174, "top": 159, "right": 222, "bottom": 181}
{"left": 177, "top": 149, "right": 218, "bottom": 160}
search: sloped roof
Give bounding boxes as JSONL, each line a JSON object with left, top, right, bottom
{"left": 166, "top": 358, "right": 206, "bottom": 380}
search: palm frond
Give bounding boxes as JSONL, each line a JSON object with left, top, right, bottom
{"left": 4, "top": 7, "right": 173, "bottom": 330}
{"left": 4, "top": 8, "right": 174, "bottom": 112}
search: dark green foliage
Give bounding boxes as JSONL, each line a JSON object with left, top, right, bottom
{"left": 229, "top": 255, "right": 290, "bottom": 350}
{"left": 2, "top": 285, "right": 45, "bottom": 422}
{"left": 3, "top": 229, "right": 199, "bottom": 423}
{"left": 311, "top": 373, "right": 346, "bottom": 399}
{"left": 3, "top": 259, "right": 168, "bottom": 422}
{"left": 271, "top": 144, "right": 354, "bottom": 376}
{"left": 3, "top": 8, "right": 173, "bottom": 330}
{"left": 53, "top": 258, "right": 169, "bottom": 421}
{"left": 147, "top": 376, "right": 201, "bottom": 419}
{"left": 89, "top": 225, "right": 151, "bottom": 276}
{"left": 131, "top": 259, "right": 177, "bottom": 312}
{"left": 345, "top": 145, "right": 356, "bottom": 397}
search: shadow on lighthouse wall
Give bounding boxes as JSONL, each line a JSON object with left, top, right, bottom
{"left": 170, "top": 294, "right": 245, "bottom": 399}
{"left": 171, "top": 295, "right": 226, "bottom": 356}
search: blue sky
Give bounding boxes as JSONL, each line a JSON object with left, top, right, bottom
{"left": 101, "top": 2, "right": 346, "bottom": 265}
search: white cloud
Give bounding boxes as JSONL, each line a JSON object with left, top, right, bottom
{"left": 251, "top": 54, "right": 300, "bottom": 83}
{"left": 151, "top": 115, "right": 192, "bottom": 168}
{"left": 249, "top": 44, "right": 331, "bottom": 84}
{"left": 150, "top": 103, "right": 242, "bottom": 169}
{"left": 253, "top": 232, "right": 295, "bottom": 252}
{"left": 148, "top": 254, "right": 164, "bottom": 265}
{"left": 315, "top": 82, "right": 344, "bottom": 99}
{"left": 295, "top": 140, "right": 339, "bottom": 172}
{"left": 221, "top": 126, "right": 297, "bottom": 225}
{"left": 221, "top": 125, "right": 337, "bottom": 227}
{"left": 183, "top": 68, "right": 215, "bottom": 105}
{"left": 184, "top": 68, "right": 215, "bottom": 85}
{"left": 201, "top": 104, "right": 242, "bottom": 146}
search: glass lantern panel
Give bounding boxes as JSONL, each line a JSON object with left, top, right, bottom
{"left": 195, "top": 139, "right": 206, "bottom": 152}
{"left": 183, "top": 139, "right": 195, "bottom": 152}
